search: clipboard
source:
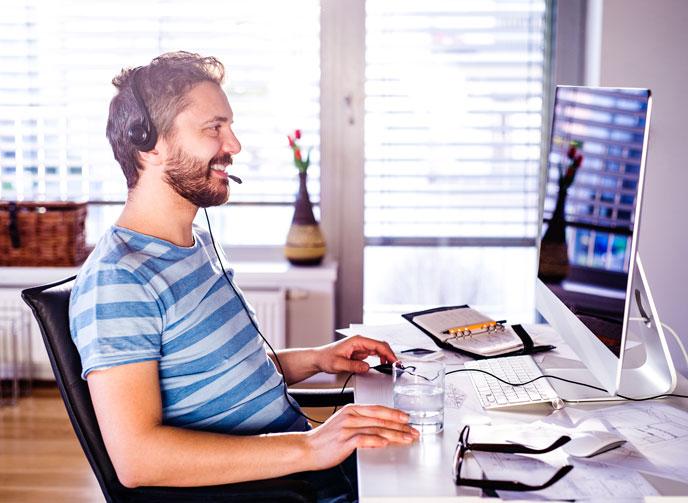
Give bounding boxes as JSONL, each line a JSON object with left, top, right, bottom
{"left": 402, "top": 305, "right": 553, "bottom": 360}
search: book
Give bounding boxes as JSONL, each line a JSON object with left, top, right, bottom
{"left": 402, "top": 305, "right": 543, "bottom": 359}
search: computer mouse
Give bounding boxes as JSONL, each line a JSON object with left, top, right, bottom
{"left": 372, "top": 363, "right": 395, "bottom": 375}
{"left": 563, "top": 431, "right": 627, "bottom": 458}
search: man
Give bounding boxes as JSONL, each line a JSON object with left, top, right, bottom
{"left": 69, "top": 52, "right": 418, "bottom": 502}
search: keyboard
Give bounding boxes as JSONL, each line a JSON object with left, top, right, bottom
{"left": 464, "top": 355, "right": 559, "bottom": 409}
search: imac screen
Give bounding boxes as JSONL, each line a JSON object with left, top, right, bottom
{"left": 538, "top": 86, "right": 651, "bottom": 357}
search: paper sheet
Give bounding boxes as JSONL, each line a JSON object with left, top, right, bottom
{"left": 337, "top": 323, "right": 470, "bottom": 365}
{"left": 337, "top": 323, "right": 431, "bottom": 348}
{"left": 557, "top": 402, "right": 688, "bottom": 482}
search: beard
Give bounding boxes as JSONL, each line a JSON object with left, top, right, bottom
{"left": 164, "top": 144, "right": 231, "bottom": 208}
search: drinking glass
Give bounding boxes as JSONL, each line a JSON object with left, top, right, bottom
{"left": 392, "top": 360, "right": 445, "bottom": 434}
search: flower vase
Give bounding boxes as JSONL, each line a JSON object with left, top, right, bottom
{"left": 538, "top": 181, "right": 570, "bottom": 283}
{"left": 285, "top": 171, "right": 326, "bottom": 265}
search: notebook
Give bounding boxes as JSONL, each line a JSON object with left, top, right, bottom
{"left": 402, "top": 305, "right": 541, "bottom": 359}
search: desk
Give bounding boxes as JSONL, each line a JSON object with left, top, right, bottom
{"left": 352, "top": 324, "right": 688, "bottom": 501}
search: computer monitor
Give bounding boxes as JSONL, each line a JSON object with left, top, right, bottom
{"left": 535, "top": 85, "right": 676, "bottom": 400}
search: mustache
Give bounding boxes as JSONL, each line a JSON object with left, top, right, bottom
{"left": 208, "top": 154, "right": 233, "bottom": 167}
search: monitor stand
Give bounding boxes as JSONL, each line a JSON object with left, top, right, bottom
{"left": 616, "top": 255, "right": 677, "bottom": 398}
{"left": 542, "top": 255, "right": 677, "bottom": 402}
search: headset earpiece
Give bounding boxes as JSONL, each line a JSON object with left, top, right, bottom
{"left": 127, "top": 67, "right": 158, "bottom": 152}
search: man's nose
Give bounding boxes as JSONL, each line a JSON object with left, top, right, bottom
{"left": 221, "top": 129, "right": 241, "bottom": 155}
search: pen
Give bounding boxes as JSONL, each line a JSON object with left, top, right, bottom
{"left": 443, "top": 319, "right": 506, "bottom": 335}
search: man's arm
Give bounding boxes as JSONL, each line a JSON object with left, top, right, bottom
{"left": 269, "top": 335, "right": 397, "bottom": 384}
{"left": 88, "top": 359, "right": 417, "bottom": 488}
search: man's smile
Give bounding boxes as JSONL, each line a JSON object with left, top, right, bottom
{"left": 208, "top": 154, "right": 233, "bottom": 178}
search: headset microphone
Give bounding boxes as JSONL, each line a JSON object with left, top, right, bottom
{"left": 228, "top": 174, "right": 242, "bottom": 184}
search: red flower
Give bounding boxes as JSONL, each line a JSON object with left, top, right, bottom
{"left": 567, "top": 144, "right": 577, "bottom": 159}
{"left": 287, "top": 128, "right": 311, "bottom": 173}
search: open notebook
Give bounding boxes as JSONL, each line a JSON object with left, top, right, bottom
{"left": 402, "top": 305, "right": 536, "bottom": 358}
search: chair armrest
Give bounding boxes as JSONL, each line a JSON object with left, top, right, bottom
{"left": 126, "top": 477, "right": 315, "bottom": 502}
{"left": 288, "top": 387, "right": 354, "bottom": 408}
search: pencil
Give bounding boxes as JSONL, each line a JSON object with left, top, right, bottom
{"left": 443, "top": 319, "right": 506, "bottom": 335}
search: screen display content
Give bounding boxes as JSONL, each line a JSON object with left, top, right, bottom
{"left": 538, "top": 87, "right": 651, "bottom": 357}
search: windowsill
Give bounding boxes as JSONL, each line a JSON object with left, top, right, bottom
{"left": 0, "top": 256, "right": 338, "bottom": 289}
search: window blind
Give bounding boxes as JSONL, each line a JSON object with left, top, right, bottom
{"left": 0, "top": 1, "right": 320, "bottom": 213}
{"left": 364, "top": 0, "right": 547, "bottom": 246}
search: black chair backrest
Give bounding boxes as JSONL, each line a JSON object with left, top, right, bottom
{"left": 21, "top": 276, "right": 315, "bottom": 503}
{"left": 22, "top": 276, "right": 122, "bottom": 501}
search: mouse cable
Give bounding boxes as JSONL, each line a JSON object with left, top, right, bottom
{"left": 444, "top": 368, "right": 688, "bottom": 402}
{"left": 203, "top": 208, "right": 358, "bottom": 425}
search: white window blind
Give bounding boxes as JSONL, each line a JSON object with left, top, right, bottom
{"left": 363, "top": 0, "right": 549, "bottom": 324}
{"left": 0, "top": 0, "right": 320, "bottom": 245}
{"left": 364, "top": 0, "right": 547, "bottom": 246}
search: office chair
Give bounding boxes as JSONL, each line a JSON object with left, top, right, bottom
{"left": 22, "top": 276, "right": 353, "bottom": 503}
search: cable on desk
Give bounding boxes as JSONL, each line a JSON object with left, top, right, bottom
{"left": 444, "top": 368, "right": 688, "bottom": 402}
{"left": 332, "top": 373, "right": 355, "bottom": 415}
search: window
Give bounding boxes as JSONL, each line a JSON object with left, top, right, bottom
{"left": 1, "top": 1, "right": 553, "bottom": 327}
{"left": 0, "top": 0, "right": 320, "bottom": 245}
{"left": 364, "top": 0, "right": 549, "bottom": 323}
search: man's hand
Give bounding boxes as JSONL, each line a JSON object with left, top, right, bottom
{"left": 314, "top": 335, "right": 396, "bottom": 375}
{"left": 303, "top": 404, "right": 419, "bottom": 470}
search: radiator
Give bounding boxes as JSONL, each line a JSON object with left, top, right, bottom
{"left": 0, "top": 287, "right": 288, "bottom": 380}
{"left": 242, "top": 288, "right": 287, "bottom": 350}
{"left": 0, "top": 298, "right": 33, "bottom": 400}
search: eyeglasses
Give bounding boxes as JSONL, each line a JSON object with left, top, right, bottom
{"left": 453, "top": 425, "right": 574, "bottom": 492}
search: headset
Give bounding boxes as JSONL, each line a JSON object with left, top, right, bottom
{"left": 127, "top": 67, "right": 158, "bottom": 152}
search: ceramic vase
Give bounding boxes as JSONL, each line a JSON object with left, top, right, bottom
{"left": 285, "top": 171, "right": 326, "bottom": 265}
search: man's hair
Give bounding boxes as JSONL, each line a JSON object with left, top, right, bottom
{"left": 106, "top": 51, "right": 225, "bottom": 189}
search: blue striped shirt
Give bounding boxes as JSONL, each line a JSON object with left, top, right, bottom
{"left": 69, "top": 224, "right": 308, "bottom": 435}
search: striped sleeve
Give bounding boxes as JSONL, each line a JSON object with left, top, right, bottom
{"left": 70, "top": 266, "right": 164, "bottom": 379}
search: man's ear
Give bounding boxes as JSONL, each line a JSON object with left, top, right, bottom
{"left": 138, "top": 139, "right": 168, "bottom": 168}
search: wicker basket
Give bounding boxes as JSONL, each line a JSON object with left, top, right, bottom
{"left": 0, "top": 201, "right": 89, "bottom": 267}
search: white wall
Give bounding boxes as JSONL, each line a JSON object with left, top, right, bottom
{"left": 590, "top": 0, "right": 688, "bottom": 371}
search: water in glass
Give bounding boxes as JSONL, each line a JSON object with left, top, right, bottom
{"left": 393, "top": 361, "right": 444, "bottom": 434}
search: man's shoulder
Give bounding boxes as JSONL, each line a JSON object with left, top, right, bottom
{"left": 72, "top": 227, "right": 156, "bottom": 298}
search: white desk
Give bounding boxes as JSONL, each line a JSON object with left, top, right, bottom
{"left": 352, "top": 324, "right": 688, "bottom": 501}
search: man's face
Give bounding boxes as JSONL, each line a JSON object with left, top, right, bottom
{"left": 163, "top": 81, "right": 241, "bottom": 208}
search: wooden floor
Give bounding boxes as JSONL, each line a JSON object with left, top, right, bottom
{"left": 0, "top": 386, "right": 103, "bottom": 503}
{"left": 0, "top": 383, "right": 335, "bottom": 502}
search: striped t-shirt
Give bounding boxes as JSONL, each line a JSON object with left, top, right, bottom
{"left": 69, "top": 224, "right": 308, "bottom": 435}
